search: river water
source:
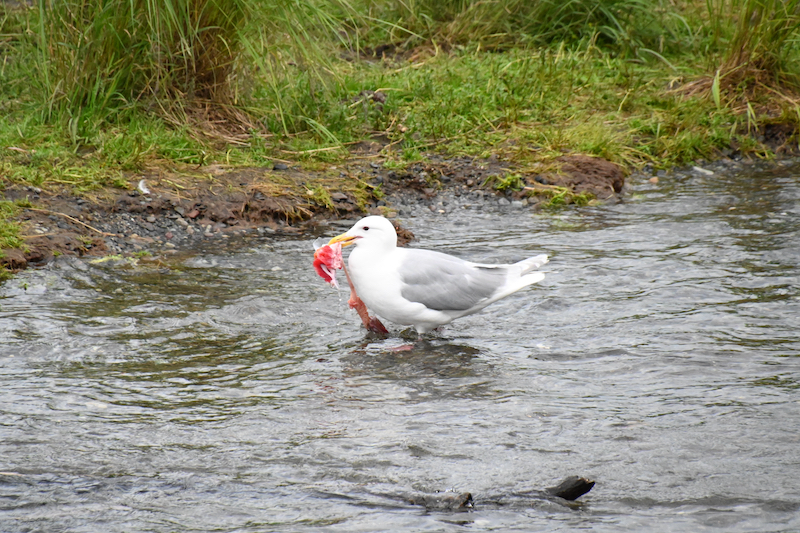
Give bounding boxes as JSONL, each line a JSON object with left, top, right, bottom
{"left": 1, "top": 162, "right": 799, "bottom": 532}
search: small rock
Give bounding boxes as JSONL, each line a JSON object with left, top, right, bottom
{"left": 146, "top": 215, "right": 156, "bottom": 223}
{"left": 165, "top": 232, "right": 174, "bottom": 240}
{"left": 176, "top": 217, "right": 189, "bottom": 226}
{"left": 692, "top": 165, "right": 714, "bottom": 175}
{"left": 273, "top": 162, "right": 289, "bottom": 171}
{"left": 649, "top": 177, "right": 659, "bottom": 184}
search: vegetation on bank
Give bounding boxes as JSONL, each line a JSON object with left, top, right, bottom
{"left": 1, "top": 0, "right": 800, "bottom": 265}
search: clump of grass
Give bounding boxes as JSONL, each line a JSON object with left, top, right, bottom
{"left": 484, "top": 173, "right": 525, "bottom": 192}
{"left": 24, "top": 0, "right": 250, "bottom": 138}
{"left": 527, "top": 187, "right": 595, "bottom": 208}
{"left": 305, "top": 185, "right": 335, "bottom": 210}
{"left": 682, "top": 0, "right": 800, "bottom": 109}
{"left": 4, "top": 0, "right": 363, "bottom": 145}
{"left": 353, "top": 0, "right": 692, "bottom": 58}
{"left": 0, "top": 201, "right": 24, "bottom": 250}
{"left": 718, "top": 0, "right": 800, "bottom": 82}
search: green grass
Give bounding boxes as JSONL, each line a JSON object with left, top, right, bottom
{"left": 0, "top": 201, "right": 23, "bottom": 250}
{"left": 717, "top": 0, "right": 800, "bottom": 78}
{"left": 344, "top": 46, "right": 751, "bottom": 168}
{"left": 484, "top": 173, "right": 525, "bottom": 193}
{"left": 0, "top": 38, "right": 787, "bottom": 195}
{"left": 528, "top": 187, "right": 596, "bottom": 208}
{"left": 348, "top": 0, "right": 696, "bottom": 58}
{"left": 678, "top": 0, "right": 800, "bottom": 107}
{"left": 0, "top": 201, "right": 25, "bottom": 280}
{"left": 0, "top": 0, "right": 798, "bottom": 208}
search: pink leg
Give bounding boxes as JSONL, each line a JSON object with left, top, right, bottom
{"left": 343, "top": 263, "right": 388, "bottom": 334}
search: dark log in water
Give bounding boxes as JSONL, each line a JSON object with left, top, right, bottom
{"left": 409, "top": 475, "right": 595, "bottom": 512}
{"left": 545, "top": 475, "right": 596, "bottom": 501}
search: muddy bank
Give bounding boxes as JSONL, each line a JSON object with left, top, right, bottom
{"left": 0, "top": 151, "right": 742, "bottom": 273}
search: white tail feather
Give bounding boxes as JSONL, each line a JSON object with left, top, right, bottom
{"left": 516, "top": 254, "right": 549, "bottom": 274}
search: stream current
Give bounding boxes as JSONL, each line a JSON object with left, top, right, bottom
{"left": 1, "top": 162, "right": 799, "bottom": 531}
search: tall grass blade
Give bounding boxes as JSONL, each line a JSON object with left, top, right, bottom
{"left": 711, "top": 69, "right": 722, "bottom": 108}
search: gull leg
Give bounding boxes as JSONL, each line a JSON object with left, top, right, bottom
{"left": 343, "top": 263, "right": 388, "bottom": 334}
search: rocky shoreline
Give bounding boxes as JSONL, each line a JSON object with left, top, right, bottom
{"left": 0, "top": 152, "right": 773, "bottom": 273}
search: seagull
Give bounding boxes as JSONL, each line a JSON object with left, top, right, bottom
{"left": 328, "top": 216, "right": 548, "bottom": 335}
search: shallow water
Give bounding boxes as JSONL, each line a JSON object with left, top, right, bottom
{"left": 1, "top": 162, "right": 799, "bottom": 532}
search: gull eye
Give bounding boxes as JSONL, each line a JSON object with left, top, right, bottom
{"left": 362, "top": 226, "right": 370, "bottom": 231}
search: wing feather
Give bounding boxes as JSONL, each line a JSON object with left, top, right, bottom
{"left": 398, "top": 249, "right": 507, "bottom": 311}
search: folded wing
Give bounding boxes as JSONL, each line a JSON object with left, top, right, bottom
{"left": 398, "top": 249, "right": 508, "bottom": 311}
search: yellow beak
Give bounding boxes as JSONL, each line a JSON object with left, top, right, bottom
{"left": 328, "top": 232, "right": 359, "bottom": 247}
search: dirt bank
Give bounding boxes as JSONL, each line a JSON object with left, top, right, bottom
{"left": 4, "top": 153, "right": 627, "bottom": 272}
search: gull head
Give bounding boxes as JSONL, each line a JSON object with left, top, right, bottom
{"left": 328, "top": 215, "right": 398, "bottom": 251}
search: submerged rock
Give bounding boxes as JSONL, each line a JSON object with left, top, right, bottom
{"left": 408, "top": 475, "right": 595, "bottom": 512}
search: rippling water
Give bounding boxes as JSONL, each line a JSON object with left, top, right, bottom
{"left": 2, "top": 163, "right": 799, "bottom": 532}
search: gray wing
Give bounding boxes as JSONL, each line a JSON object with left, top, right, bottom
{"left": 398, "top": 249, "right": 507, "bottom": 311}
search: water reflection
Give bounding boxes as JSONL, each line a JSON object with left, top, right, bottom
{"left": 345, "top": 339, "right": 483, "bottom": 377}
